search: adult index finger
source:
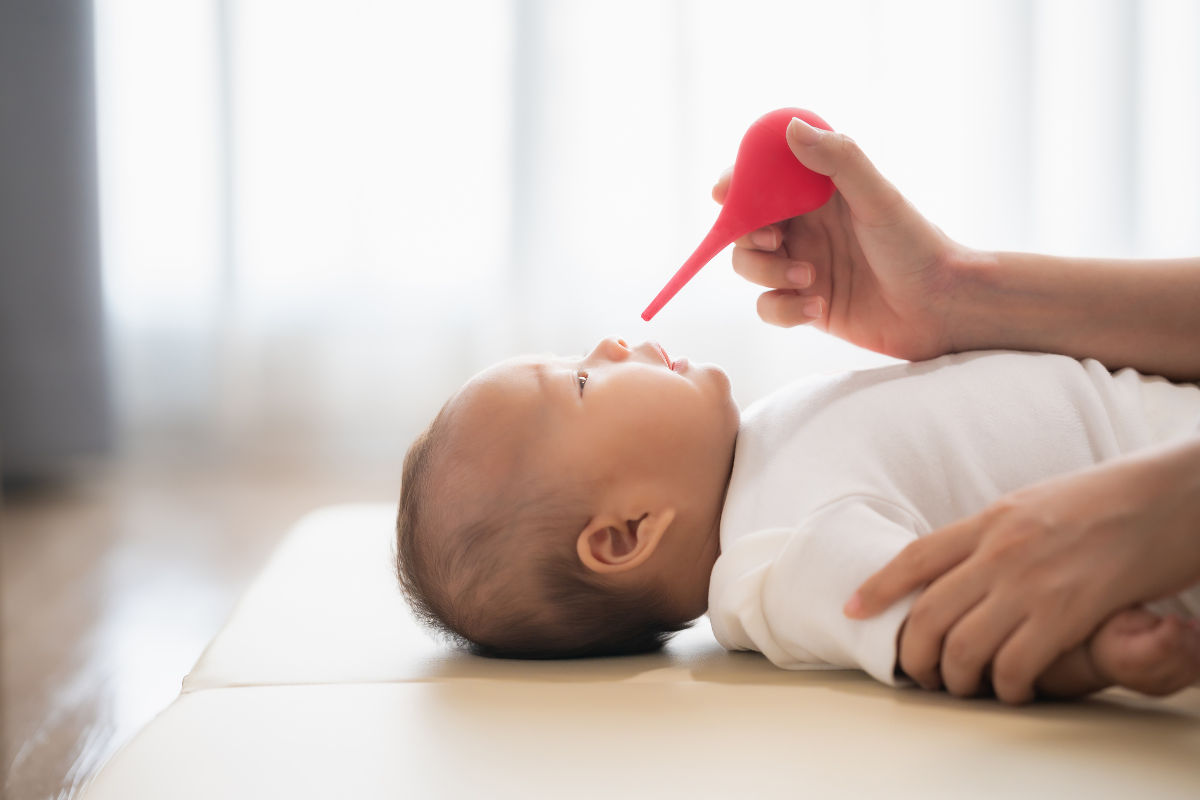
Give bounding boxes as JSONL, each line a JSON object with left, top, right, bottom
{"left": 845, "top": 514, "right": 984, "bottom": 618}
{"left": 732, "top": 247, "right": 813, "bottom": 290}
{"left": 713, "top": 167, "right": 784, "bottom": 251}
{"left": 711, "top": 167, "right": 733, "bottom": 204}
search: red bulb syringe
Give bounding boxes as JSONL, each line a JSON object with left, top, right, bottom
{"left": 642, "top": 108, "right": 836, "bottom": 321}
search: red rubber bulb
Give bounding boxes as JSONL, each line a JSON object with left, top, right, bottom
{"left": 641, "top": 108, "right": 836, "bottom": 321}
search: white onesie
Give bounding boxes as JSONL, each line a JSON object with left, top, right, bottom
{"left": 708, "top": 351, "right": 1200, "bottom": 685}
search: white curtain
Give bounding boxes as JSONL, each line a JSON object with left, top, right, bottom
{"left": 94, "top": 0, "right": 1200, "bottom": 465}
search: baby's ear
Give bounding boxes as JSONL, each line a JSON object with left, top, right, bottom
{"left": 576, "top": 509, "right": 675, "bottom": 574}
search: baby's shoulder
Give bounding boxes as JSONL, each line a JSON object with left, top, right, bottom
{"left": 741, "top": 350, "right": 1086, "bottom": 429}
{"left": 733, "top": 350, "right": 1091, "bottom": 487}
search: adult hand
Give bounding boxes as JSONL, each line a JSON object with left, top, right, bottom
{"left": 713, "top": 117, "right": 969, "bottom": 362}
{"left": 845, "top": 436, "right": 1200, "bottom": 704}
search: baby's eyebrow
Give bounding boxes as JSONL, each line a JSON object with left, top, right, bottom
{"left": 531, "top": 362, "right": 548, "bottom": 394}
{"left": 530, "top": 359, "right": 576, "bottom": 403}
{"left": 530, "top": 361, "right": 561, "bottom": 400}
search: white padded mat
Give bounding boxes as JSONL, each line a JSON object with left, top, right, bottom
{"left": 84, "top": 680, "right": 1200, "bottom": 799}
{"left": 83, "top": 503, "right": 1200, "bottom": 799}
{"left": 182, "top": 504, "right": 752, "bottom": 691}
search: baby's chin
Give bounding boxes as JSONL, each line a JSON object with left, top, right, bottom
{"left": 681, "top": 356, "right": 730, "bottom": 390}
{"left": 696, "top": 360, "right": 740, "bottom": 435}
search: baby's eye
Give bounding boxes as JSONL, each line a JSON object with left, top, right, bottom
{"left": 578, "top": 371, "right": 588, "bottom": 393}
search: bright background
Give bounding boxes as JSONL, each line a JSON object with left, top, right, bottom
{"left": 9, "top": 4, "right": 1199, "bottom": 793}
{"left": 93, "top": 0, "right": 1200, "bottom": 467}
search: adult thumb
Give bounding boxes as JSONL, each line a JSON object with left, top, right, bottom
{"left": 786, "top": 117, "right": 908, "bottom": 227}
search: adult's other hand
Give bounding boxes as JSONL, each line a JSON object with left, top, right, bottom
{"left": 845, "top": 436, "right": 1200, "bottom": 704}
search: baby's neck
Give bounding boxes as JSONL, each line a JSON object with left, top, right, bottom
{"left": 644, "top": 435, "right": 736, "bottom": 621}
{"left": 661, "top": 480, "right": 728, "bottom": 621}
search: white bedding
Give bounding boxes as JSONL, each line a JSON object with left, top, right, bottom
{"left": 82, "top": 503, "right": 1200, "bottom": 799}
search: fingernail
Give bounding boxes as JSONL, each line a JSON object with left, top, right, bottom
{"left": 802, "top": 300, "right": 822, "bottom": 319}
{"left": 788, "top": 116, "right": 821, "bottom": 146}
{"left": 786, "top": 265, "right": 813, "bottom": 287}
{"left": 844, "top": 592, "right": 863, "bottom": 618}
{"left": 750, "top": 229, "right": 777, "bottom": 249}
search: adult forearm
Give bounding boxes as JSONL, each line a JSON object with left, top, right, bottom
{"left": 1116, "top": 434, "right": 1200, "bottom": 604}
{"left": 948, "top": 251, "right": 1200, "bottom": 381}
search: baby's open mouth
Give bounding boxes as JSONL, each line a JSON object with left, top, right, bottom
{"left": 650, "top": 340, "right": 677, "bottom": 370}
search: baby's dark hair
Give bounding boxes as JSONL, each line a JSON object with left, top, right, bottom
{"left": 395, "top": 402, "right": 692, "bottom": 659}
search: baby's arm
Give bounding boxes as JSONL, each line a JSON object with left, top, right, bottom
{"left": 710, "top": 498, "right": 922, "bottom": 684}
{"left": 1035, "top": 608, "right": 1200, "bottom": 698}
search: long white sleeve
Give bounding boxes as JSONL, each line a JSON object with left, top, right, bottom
{"left": 710, "top": 351, "right": 1200, "bottom": 686}
{"left": 710, "top": 497, "right": 921, "bottom": 685}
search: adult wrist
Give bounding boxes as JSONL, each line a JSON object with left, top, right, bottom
{"left": 1115, "top": 436, "right": 1200, "bottom": 602}
{"left": 942, "top": 249, "right": 1105, "bottom": 359}
{"left": 940, "top": 246, "right": 1007, "bottom": 354}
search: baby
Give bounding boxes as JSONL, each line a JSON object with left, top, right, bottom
{"left": 396, "top": 338, "right": 1200, "bottom": 697}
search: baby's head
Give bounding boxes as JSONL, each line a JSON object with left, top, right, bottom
{"left": 396, "top": 337, "right": 739, "bottom": 658}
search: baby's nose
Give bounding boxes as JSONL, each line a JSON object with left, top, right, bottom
{"left": 590, "top": 337, "right": 631, "bottom": 361}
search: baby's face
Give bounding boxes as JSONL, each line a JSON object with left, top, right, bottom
{"left": 439, "top": 338, "right": 738, "bottom": 624}
{"left": 454, "top": 337, "right": 739, "bottom": 513}
{"left": 524, "top": 336, "right": 730, "bottom": 479}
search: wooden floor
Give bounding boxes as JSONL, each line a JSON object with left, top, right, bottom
{"left": 1, "top": 457, "right": 399, "bottom": 800}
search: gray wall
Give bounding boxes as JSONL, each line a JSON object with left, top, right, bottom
{"left": 0, "top": 0, "right": 111, "bottom": 480}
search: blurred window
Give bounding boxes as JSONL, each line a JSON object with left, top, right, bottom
{"left": 93, "top": 0, "right": 1200, "bottom": 462}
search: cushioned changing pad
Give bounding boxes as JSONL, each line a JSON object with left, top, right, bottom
{"left": 82, "top": 504, "right": 1200, "bottom": 799}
